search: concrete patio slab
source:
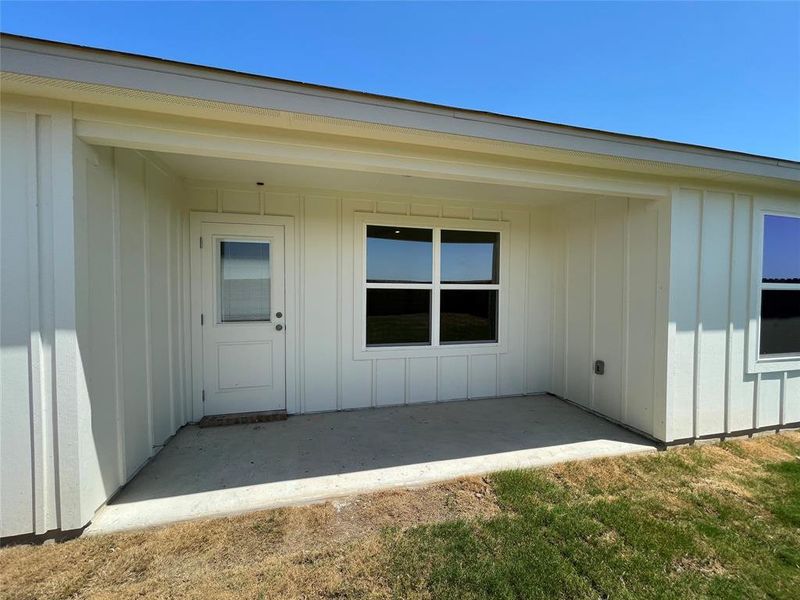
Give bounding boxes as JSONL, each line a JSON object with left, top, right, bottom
{"left": 87, "top": 395, "right": 657, "bottom": 534}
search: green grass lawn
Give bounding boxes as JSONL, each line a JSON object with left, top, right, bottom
{"left": 388, "top": 434, "right": 800, "bottom": 600}
{"left": 2, "top": 432, "right": 798, "bottom": 599}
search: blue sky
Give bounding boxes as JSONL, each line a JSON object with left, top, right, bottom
{"left": 1, "top": 1, "right": 798, "bottom": 159}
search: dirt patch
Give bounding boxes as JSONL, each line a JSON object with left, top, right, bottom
{"left": 253, "top": 475, "right": 499, "bottom": 554}
{"left": 671, "top": 555, "right": 727, "bottom": 577}
{"left": 0, "top": 477, "right": 498, "bottom": 600}
{"left": 734, "top": 431, "right": 799, "bottom": 462}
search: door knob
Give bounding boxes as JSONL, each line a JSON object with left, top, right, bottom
{"left": 275, "top": 312, "right": 283, "bottom": 318}
{"left": 275, "top": 324, "right": 283, "bottom": 331}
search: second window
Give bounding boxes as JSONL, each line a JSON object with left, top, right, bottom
{"left": 365, "top": 224, "right": 500, "bottom": 347}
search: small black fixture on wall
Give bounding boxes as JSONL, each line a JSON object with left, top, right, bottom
{"left": 594, "top": 360, "right": 605, "bottom": 375}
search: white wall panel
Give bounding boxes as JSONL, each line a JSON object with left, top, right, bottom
{"left": 499, "top": 209, "right": 529, "bottom": 397}
{"left": 302, "top": 195, "right": 339, "bottom": 412}
{"left": 565, "top": 200, "right": 593, "bottom": 408}
{"left": 147, "top": 161, "right": 176, "bottom": 446}
{"left": 116, "top": 150, "right": 154, "bottom": 476}
{"left": 592, "top": 198, "right": 626, "bottom": 421}
{"left": 625, "top": 201, "right": 659, "bottom": 434}
{"left": 1, "top": 110, "right": 38, "bottom": 536}
{"left": 221, "top": 189, "right": 259, "bottom": 214}
{"left": 695, "top": 192, "right": 733, "bottom": 435}
{"left": 469, "top": 355, "right": 498, "bottom": 398}
{"left": 757, "top": 373, "right": 783, "bottom": 428}
{"left": 667, "top": 188, "right": 800, "bottom": 441}
{"left": 439, "top": 356, "right": 468, "bottom": 400}
{"left": 667, "top": 190, "right": 701, "bottom": 439}
{"left": 726, "top": 196, "right": 757, "bottom": 432}
{"left": 526, "top": 208, "right": 554, "bottom": 393}
{"left": 550, "top": 196, "right": 666, "bottom": 437}
{"left": 74, "top": 144, "right": 187, "bottom": 525}
{"left": 785, "top": 374, "right": 800, "bottom": 424}
{"left": 1, "top": 101, "right": 81, "bottom": 536}
{"left": 74, "top": 143, "right": 122, "bottom": 522}
{"left": 375, "top": 359, "right": 406, "bottom": 406}
{"left": 408, "top": 357, "right": 438, "bottom": 403}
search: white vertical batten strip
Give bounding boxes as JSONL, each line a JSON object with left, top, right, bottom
{"left": 744, "top": 196, "right": 757, "bottom": 430}
{"left": 723, "top": 195, "right": 737, "bottom": 433}
{"left": 521, "top": 207, "right": 531, "bottom": 394}
{"left": 780, "top": 372, "right": 787, "bottom": 426}
{"left": 563, "top": 213, "right": 570, "bottom": 400}
{"left": 650, "top": 199, "right": 662, "bottom": 437}
{"left": 26, "top": 112, "right": 46, "bottom": 533}
{"left": 296, "top": 195, "right": 304, "bottom": 413}
{"left": 621, "top": 198, "right": 631, "bottom": 424}
{"left": 589, "top": 199, "right": 598, "bottom": 409}
{"left": 165, "top": 173, "right": 176, "bottom": 437}
{"left": 692, "top": 191, "right": 705, "bottom": 438}
{"left": 142, "top": 158, "right": 154, "bottom": 452}
{"left": 110, "top": 149, "right": 127, "bottom": 482}
{"left": 336, "top": 195, "right": 343, "bottom": 410}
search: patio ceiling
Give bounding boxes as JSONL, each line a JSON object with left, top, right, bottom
{"left": 154, "top": 150, "right": 609, "bottom": 207}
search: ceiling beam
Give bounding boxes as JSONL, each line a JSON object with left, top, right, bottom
{"left": 75, "top": 118, "right": 670, "bottom": 199}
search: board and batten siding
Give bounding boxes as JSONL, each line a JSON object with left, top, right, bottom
{"left": 72, "top": 142, "right": 188, "bottom": 527}
{"left": 549, "top": 197, "right": 670, "bottom": 440}
{"left": 184, "top": 182, "right": 556, "bottom": 414}
{"left": 0, "top": 99, "right": 84, "bottom": 536}
{"left": 667, "top": 188, "right": 800, "bottom": 442}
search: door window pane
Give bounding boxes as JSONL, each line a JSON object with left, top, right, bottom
{"left": 440, "top": 290, "right": 497, "bottom": 343}
{"left": 762, "top": 215, "right": 800, "bottom": 283}
{"left": 760, "top": 290, "right": 800, "bottom": 355}
{"left": 441, "top": 230, "right": 499, "bottom": 283}
{"left": 367, "top": 289, "right": 431, "bottom": 346}
{"left": 367, "top": 226, "right": 432, "bottom": 283}
{"left": 220, "top": 241, "right": 270, "bottom": 322}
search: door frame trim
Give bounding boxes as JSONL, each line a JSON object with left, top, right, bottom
{"left": 190, "top": 211, "right": 298, "bottom": 421}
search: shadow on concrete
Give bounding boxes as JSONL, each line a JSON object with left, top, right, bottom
{"left": 110, "top": 395, "right": 652, "bottom": 504}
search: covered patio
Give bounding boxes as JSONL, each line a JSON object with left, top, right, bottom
{"left": 88, "top": 395, "right": 656, "bottom": 534}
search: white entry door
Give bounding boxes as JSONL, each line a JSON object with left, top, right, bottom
{"left": 201, "top": 223, "right": 286, "bottom": 415}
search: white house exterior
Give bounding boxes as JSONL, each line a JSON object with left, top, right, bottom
{"left": 1, "top": 35, "right": 798, "bottom": 539}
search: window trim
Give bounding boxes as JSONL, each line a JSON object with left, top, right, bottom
{"left": 354, "top": 213, "right": 510, "bottom": 360}
{"left": 747, "top": 202, "right": 800, "bottom": 374}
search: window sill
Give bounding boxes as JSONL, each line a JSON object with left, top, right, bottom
{"left": 354, "top": 342, "right": 507, "bottom": 361}
{"left": 748, "top": 355, "right": 800, "bottom": 374}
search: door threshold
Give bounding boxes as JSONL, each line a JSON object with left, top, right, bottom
{"left": 198, "top": 410, "right": 288, "bottom": 428}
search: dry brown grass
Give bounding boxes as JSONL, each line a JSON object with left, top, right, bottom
{"left": 1, "top": 432, "right": 798, "bottom": 600}
{"left": 0, "top": 477, "right": 497, "bottom": 600}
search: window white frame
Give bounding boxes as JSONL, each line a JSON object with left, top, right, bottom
{"left": 747, "top": 200, "right": 800, "bottom": 373}
{"left": 353, "top": 213, "right": 510, "bottom": 360}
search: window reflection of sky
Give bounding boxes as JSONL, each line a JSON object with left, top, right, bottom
{"left": 763, "top": 215, "right": 800, "bottom": 281}
{"left": 367, "top": 237, "right": 432, "bottom": 282}
{"left": 441, "top": 243, "right": 496, "bottom": 283}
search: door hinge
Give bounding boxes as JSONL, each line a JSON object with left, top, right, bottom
{"left": 201, "top": 313, "right": 204, "bottom": 326}
{"left": 202, "top": 390, "right": 205, "bottom": 402}
{"left": 199, "top": 236, "right": 203, "bottom": 249}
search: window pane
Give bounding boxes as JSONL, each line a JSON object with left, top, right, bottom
{"left": 367, "top": 226, "right": 432, "bottom": 283}
{"left": 763, "top": 215, "right": 800, "bottom": 283}
{"left": 440, "top": 290, "right": 497, "bottom": 344}
{"left": 441, "top": 230, "right": 499, "bottom": 284}
{"left": 367, "top": 289, "right": 431, "bottom": 346}
{"left": 220, "top": 241, "right": 270, "bottom": 322}
{"left": 760, "top": 290, "right": 800, "bottom": 355}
